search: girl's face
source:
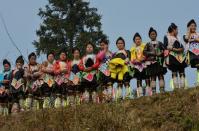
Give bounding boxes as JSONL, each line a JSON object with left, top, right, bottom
{"left": 134, "top": 37, "right": 142, "bottom": 46}
{"left": 73, "top": 50, "right": 80, "bottom": 59}
{"left": 116, "top": 40, "right": 125, "bottom": 50}
{"left": 100, "top": 42, "right": 108, "bottom": 51}
{"left": 86, "top": 44, "right": 94, "bottom": 54}
{"left": 4, "top": 64, "right": 10, "bottom": 71}
{"left": 173, "top": 28, "right": 178, "bottom": 36}
{"left": 189, "top": 23, "right": 197, "bottom": 33}
{"left": 150, "top": 32, "right": 157, "bottom": 41}
{"left": 60, "top": 53, "right": 66, "bottom": 61}
{"left": 29, "top": 56, "right": 36, "bottom": 65}
{"left": 16, "top": 62, "right": 23, "bottom": 69}
{"left": 47, "top": 54, "right": 55, "bottom": 63}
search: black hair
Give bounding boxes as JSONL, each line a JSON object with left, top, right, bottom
{"left": 28, "top": 52, "right": 36, "bottom": 60}
{"left": 72, "top": 47, "right": 80, "bottom": 54}
{"left": 100, "top": 38, "right": 109, "bottom": 45}
{"left": 59, "top": 49, "right": 67, "bottom": 55}
{"left": 187, "top": 19, "right": 197, "bottom": 27}
{"left": 16, "top": 56, "right": 24, "bottom": 64}
{"left": 86, "top": 41, "right": 95, "bottom": 48}
{"left": 3, "top": 59, "right": 11, "bottom": 66}
{"left": 148, "top": 27, "right": 157, "bottom": 37}
{"left": 168, "top": 23, "right": 178, "bottom": 33}
{"left": 116, "top": 37, "right": 125, "bottom": 45}
{"left": 133, "top": 32, "right": 142, "bottom": 42}
{"left": 47, "top": 51, "right": 55, "bottom": 59}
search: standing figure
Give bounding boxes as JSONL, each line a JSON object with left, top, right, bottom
{"left": 130, "top": 33, "right": 148, "bottom": 97}
{"left": 68, "top": 48, "right": 82, "bottom": 105}
{"left": 10, "top": 56, "right": 25, "bottom": 113}
{"left": 97, "top": 38, "right": 113, "bottom": 102}
{"left": 164, "top": 23, "right": 187, "bottom": 89}
{"left": 41, "top": 52, "right": 55, "bottom": 108}
{"left": 0, "top": 59, "right": 11, "bottom": 115}
{"left": 109, "top": 37, "right": 131, "bottom": 100}
{"left": 79, "top": 42, "right": 100, "bottom": 103}
{"left": 53, "top": 50, "right": 70, "bottom": 108}
{"left": 183, "top": 19, "right": 199, "bottom": 84}
{"left": 144, "top": 28, "right": 167, "bottom": 94}
{"left": 24, "top": 52, "right": 42, "bottom": 110}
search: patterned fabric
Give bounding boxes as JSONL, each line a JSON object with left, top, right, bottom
{"left": 98, "top": 51, "right": 112, "bottom": 77}
{"left": 42, "top": 61, "right": 55, "bottom": 87}
{"left": 53, "top": 60, "right": 70, "bottom": 85}
{"left": 24, "top": 64, "right": 42, "bottom": 92}
{"left": 130, "top": 43, "right": 148, "bottom": 72}
{"left": 165, "top": 34, "right": 186, "bottom": 64}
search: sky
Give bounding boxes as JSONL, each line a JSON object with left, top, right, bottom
{"left": 0, "top": 0, "right": 198, "bottom": 89}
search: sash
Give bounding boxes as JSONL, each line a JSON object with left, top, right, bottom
{"left": 99, "top": 63, "right": 110, "bottom": 76}
{"left": 189, "top": 41, "right": 199, "bottom": 56}
{"left": 82, "top": 71, "right": 96, "bottom": 82}
{"left": 170, "top": 51, "right": 186, "bottom": 63}
{"left": 69, "top": 72, "right": 80, "bottom": 85}
{"left": 11, "top": 78, "right": 24, "bottom": 90}
{"left": 43, "top": 74, "right": 54, "bottom": 87}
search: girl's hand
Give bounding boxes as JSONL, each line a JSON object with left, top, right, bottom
{"left": 84, "top": 67, "right": 92, "bottom": 72}
{"left": 164, "top": 50, "right": 169, "bottom": 57}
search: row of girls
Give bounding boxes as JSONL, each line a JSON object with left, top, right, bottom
{"left": 0, "top": 19, "right": 199, "bottom": 115}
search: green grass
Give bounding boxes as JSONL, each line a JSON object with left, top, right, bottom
{"left": 1, "top": 87, "right": 199, "bottom": 131}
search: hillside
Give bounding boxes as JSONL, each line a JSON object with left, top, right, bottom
{"left": 1, "top": 87, "right": 199, "bottom": 131}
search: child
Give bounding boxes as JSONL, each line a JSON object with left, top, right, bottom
{"left": 183, "top": 19, "right": 199, "bottom": 84}
{"left": 10, "top": 56, "right": 25, "bottom": 113}
{"left": 53, "top": 50, "right": 70, "bottom": 107}
{"left": 164, "top": 23, "right": 187, "bottom": 89}
{"left": 97, "top": 38, "right": 113, "bottom": 102}
{"left": 109, "top": 37, "right": 131, "bottom": 100}
{"left": 41, "top": 52, "right": 56, "bottom": 108}
{"left": 0, "top": 59, "right": 11, "bottom": 115}
{"left": 130, "top": 33, "right": 148, "bottom": 97}
{"left": 68, "top": 48, "right": 82, "bottom": 105}
{"left": 144, "top": 28, "right": 167, "bottom": 94}
{"left": 78, "top": 42, "right": 100, "bottom": 103}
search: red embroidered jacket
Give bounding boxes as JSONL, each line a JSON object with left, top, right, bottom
{"left": 78, "top": 55, "right": 100, "bottom": 71}
{"left": 53, "top": 60, "right": 71, "bottom": 78}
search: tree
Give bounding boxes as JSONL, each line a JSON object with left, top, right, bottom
{"left": 33, "top": 0, "right": 107, "bottom": 58}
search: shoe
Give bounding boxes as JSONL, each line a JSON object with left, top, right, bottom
{"left": 137, "top": 87, "right": 143, "bottom": 97}
{"left": 54, "top": 94, "right": 62, "bottom": 108}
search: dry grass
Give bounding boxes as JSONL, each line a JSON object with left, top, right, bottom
{"left": 1, "top": 87, "right": 199, "bottom": 131}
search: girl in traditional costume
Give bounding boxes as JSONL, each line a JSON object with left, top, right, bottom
{"left": 69, "top": 48, "right": 81, "bottom": 86}
{"left": 10, "top": 56, "right": 25, "bottom": 113}
{"left": 78, "top": 42, "right": 100, "bottom": 103}
{"left": 109, "top": 37, "right": 131, "bottom": 100}
{"left": 53, "top": 50, "right": 70, "bottom": 107}
{"left": 67, "top": 48, "right": 82, "bottom": 105}
{"left": 97, "top": 38, "right": 113, "bottom": 102}
{"left": 41, "top": 52, "right": 56, "bottom": 108}
{"left": 144, "top": 28, "right": 167, "bottom": 94}
{"left": 164, "top": 23, "right": 187, "bottom": 89}
{"left": 24, "top": 52, "right": 42, "bottom": 110}
{"left": 130, "top": 33, "right": 149, "bottom": 97}
{"left": 183, "top": 19, "right": 199, "bottom": 84}
{"left": 0, "top": 59, "right": 11, "bottom": 115}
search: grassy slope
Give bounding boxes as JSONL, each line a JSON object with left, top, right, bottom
{"left": 1, "top": 87, "right": 199, "bottom": 131}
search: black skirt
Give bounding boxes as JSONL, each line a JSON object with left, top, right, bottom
{"left": 145, "top": 62, "right": 167, "bottom": 77}
{"left": 189, "top": 51, "right": 199, "bottom": 68}
{"left": 81, "top": 75, "right": 98, "bottom": 92}
{"left": 166, "top": 55, "right": 187, "bottom": 73}
{"left": 133, "top": 68, "right": 147, "bottom": 80}
{"left": 98, "top": 71, "right": 113, "bottom": 85}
